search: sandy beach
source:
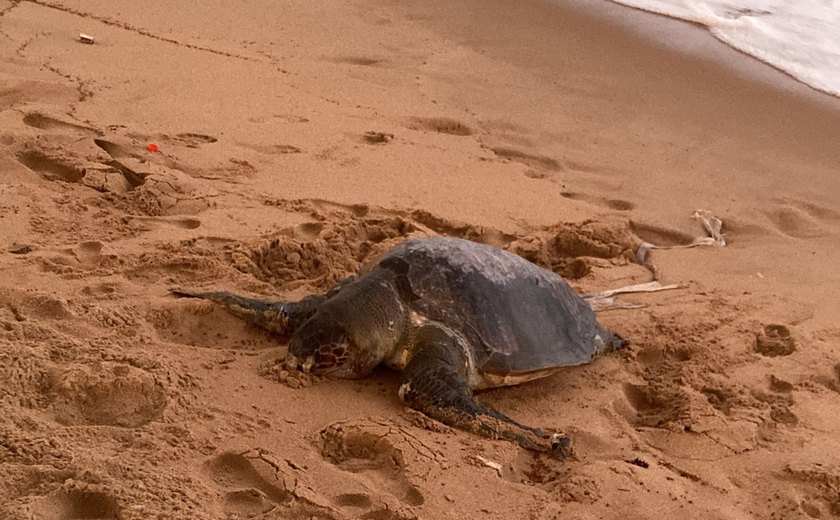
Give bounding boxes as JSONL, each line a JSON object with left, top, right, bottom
{"left": 1, "top": 0, "right": 839, "bottom": 518}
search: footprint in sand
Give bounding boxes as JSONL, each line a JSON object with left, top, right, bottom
{"left": 621, "top": 381, "right": 690, "bottom": 428}
{"left": 15, "top": 139, "right": 143, "bottom": 193}
{"left": 80, "top": 282, "right": 121, "bottom": 298}
{"left": 60, "top": 241, "right": 106, "bottom": 269}
{"left": 15, "top": 149, "right": 84, "bottom": 183}
{"left": 765, "top": 206, "right": 824, "bottom": 238}
{"left": 319, "top": 422, "right": 425, "bottom": 507}
{"left": 125, "top": 215, "right": 202, "bottom": 230}
{"left": 334, "top": 493, "right": 372, "bottom": 509}
{"left": 307, "top": 198, "right": 373, "bottom": 218}
{"left": 524, "top": 169, "right": 551, "bottom": 179}
{"left": 406, "top": 116, "right": 473, "bottom": 136}
{"left": 0, "top": 289, "right": 74, "bottom": 321}
{"left": 237, "top": 142, "right": 302, "bottom": 155}
{"left": 491, "top": 146, "right": 560, "bottom": 172}
{"left": 334, "top": 493, "right": 414, "bottom": 520}
{"left": 37, "top": 241, "right": 119, "bottom": 276}
{"left": 92, "top": 138, "right": 149, "bottom": 189}
{"left": 29, "top": 488, "right": 121, "bottom": 520}
{"left": 123, "top": 251, "right": 221, "bottom": 285}
{"left": 362, "top": 131, "right": 394, "bottom": 144}
{"left": 769, "top": 404, "right": 798, "bottom": 425}
{"left": 22, "top": 112, "right": 100, "bottom": 135}
{"left": 560, "top": 191, "right": 635, "bottom": 211}
{"left": 705, "top": 380, "right": 800, "bottom": 427}
{"left": 172, "top": 133, "right": 218, "bottom": 148}
{"left": 764, "top": 197, "right": 840, "bottom": 239}
{"left": 629, "top": 221, "right": 697, "bottom": 247}
{"left": 205, "top": 449, "right": 380, "bottom": 519}
{"left": 46, "top": 362, "right": 167, "bottom": 427}
{"left": 769, "top": 374, "right": 795, "bottom": 393}
{"left": 93, "top": 138, "right": 139, "bottom": 160}
{"left": 755, "top": 324, "right": 796, "bottom": 357}
{"left": 333, "top": 56, "right": 385, "bottom": 66}
{"left": 635, "top": 345, "right": 694, "bottom": 367}
{"left": 296, "top": 221, "right": 326, "bottom": 239}
{"left": 700, "top": 385, "right": 738, "bottom": 415}
{"left": 206, "top": 452, "right": 291, "bottom": 517}
{"left": 786, "top": 463, "right": 840, "bottom": 518}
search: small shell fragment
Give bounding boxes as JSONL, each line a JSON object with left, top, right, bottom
{"left": 475, "top": 455, "right": 503, "bottom": 476}
{"left": 80, "top": 33, "right": 94, "bottom": 44}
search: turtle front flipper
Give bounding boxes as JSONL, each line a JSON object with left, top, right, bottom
{"left": 171, "top": 289, "right": 326, "bottom": 337}
{"left": 399, "top": 324, "right": 573, "bottom": 459}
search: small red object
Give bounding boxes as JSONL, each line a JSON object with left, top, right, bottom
{"left": 147, "top": 143, "right": 159, "bottom": 152}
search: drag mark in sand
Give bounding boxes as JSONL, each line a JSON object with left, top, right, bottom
{"left": 0, "top": 0, "right": 21, "bottom": 17}
{"left": 24, "top": 0, "right": 260, "bottom": 63}
{"left": 42, "top": 64, "right": 93, "bottom": 103}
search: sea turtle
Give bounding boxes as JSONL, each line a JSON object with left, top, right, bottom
{"left": 173, "top": 236, "right": 624, "bottom": 458}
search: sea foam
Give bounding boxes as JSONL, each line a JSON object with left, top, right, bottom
{"left": 606, "top": 0, "right": 840, "bottom": 97}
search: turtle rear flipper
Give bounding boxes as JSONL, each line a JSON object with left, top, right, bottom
{"left": 171, "top": 289, "right": 326, "bottom": 336}
{"left": 399, "top": 324, "right": 573, "bottom": 459}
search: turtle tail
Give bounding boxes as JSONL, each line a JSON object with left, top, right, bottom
{"left": 170, "top": 289, "right": 325, "bottom": 336}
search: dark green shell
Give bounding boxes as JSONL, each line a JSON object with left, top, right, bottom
{"left": 375, "top": 237, "right": 618, "bottom": 375}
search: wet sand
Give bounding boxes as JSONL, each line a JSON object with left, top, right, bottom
{"left": 1, "top": 0, "right": 839, "bottom": 518}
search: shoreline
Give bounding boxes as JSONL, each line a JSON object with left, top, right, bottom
{"left": 600, "top": 0, "right": 840, "bottom": 100}
{"left": 390, "top": 0, "right": 840, "bottom": 218}
{"left": 573, "top": 0, "right": 840, "bottom": 109}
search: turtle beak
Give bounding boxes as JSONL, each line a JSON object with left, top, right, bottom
{"left": 284, "top": 354, "right": 315, "bottom": 373}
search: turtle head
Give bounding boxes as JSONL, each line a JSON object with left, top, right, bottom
{"left": 286, "top": 312, "right": 382, "bottom": 379}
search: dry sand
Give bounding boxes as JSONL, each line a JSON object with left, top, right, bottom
{"left": 2, "top": 0, "right": 840, "bottom": 518}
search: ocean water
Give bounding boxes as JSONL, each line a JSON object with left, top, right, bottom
{"left": 606, "top": 0, "right": 840, "bottom": 97}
